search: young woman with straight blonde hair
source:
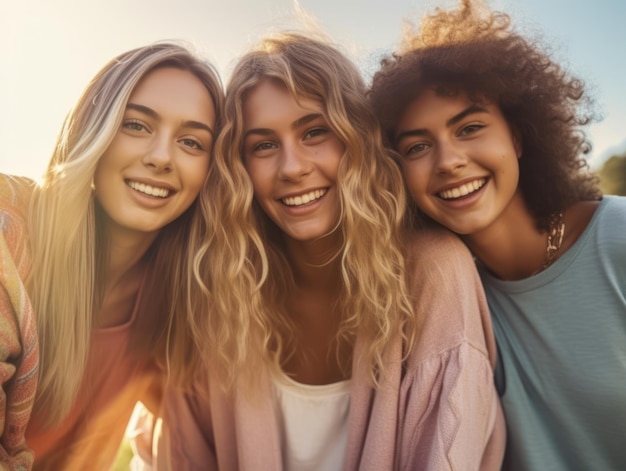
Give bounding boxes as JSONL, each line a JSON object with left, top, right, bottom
{"left": 0, "top": 41, "right": 223, "bottom": 469}
{"left": 155, "top": 32, "right": 505, "bottom": 470}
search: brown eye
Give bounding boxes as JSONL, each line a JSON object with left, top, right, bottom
{"left": 459, "top": 124, "right": 484, "bottom": 136}
{"left": 253, "top": 141, "right": 277, "bottom": 152}
{"left": 180, "top": 138, "right": 204, "bottom": 150}
{"left": 404, "top": 142, "right": 430, "bottom": 157}
{"left": 303, "top": 127, "right": 328, "bottom": 140}
{"left": 122, "top": 120, "right": 148, "bottom": 132}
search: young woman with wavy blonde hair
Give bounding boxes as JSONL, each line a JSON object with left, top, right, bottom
{"left": 156, "top": 31, "right": 504, "bottom": 470}
{"left": 0, "top": 42, "right": 223, "bottom": 469}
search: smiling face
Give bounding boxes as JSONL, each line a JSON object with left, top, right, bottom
{"left": 242, "top": 79, "right": 345, "bottom": 244}
{"left": 394, "top": 88, "right": 523, "bottom": 237}
{"left": 93, "top": 67, "right": 215, "bottom": 240}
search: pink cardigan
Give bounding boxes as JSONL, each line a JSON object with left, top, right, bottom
{"left": 156, "top": 228, "right": 505, "bottom": 470}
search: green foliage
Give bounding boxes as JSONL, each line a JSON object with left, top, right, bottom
{"left": 112, "top": 438, "right": 134, "bottom": 470}
{"left": 597, "top": 153, "right": 626, "bottom": 196}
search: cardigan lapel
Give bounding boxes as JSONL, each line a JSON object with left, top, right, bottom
{"left": 343, "top": 331, "right": 403, "bottom": 470}
{"left": 234, "top": 368, "right": 283, "bottom": 470}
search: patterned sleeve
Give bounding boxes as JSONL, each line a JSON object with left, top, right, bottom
{"left": 0, "top": 175, "right": 38, "bottom": 469}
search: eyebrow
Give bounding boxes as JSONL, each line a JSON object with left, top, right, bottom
{"left": 126, "top": 103, "right": 214, "bottom": 135}
{"left": 395, "top": 104, "right": 488, "bottom": 145}
{"left": 243, "top": 113, "right": 324, "bottom": 140}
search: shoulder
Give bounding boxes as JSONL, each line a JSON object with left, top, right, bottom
{"left": 573, "top": 197, "right": 626, "bottom": 249}
{"left": 599, "top": 195, "right": 626, "bottom": 219}
{"left": 594, "top": 196, "right": 626, "bottom": 269}
{"left": 0, "top": 173, "right": 35, "bottom": 203}
{"left": 0, "top": 174, "right": 35, "bottom": 275}
{"left": 403, "top": 226, "right": 496, "bottom": 366}
{"left": 405, "top": 225, "right": 477, "bottom": 288}
{"left": 0, "top": 174, "right": 35, "bottom": 227}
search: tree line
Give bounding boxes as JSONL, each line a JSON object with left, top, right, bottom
{"left": 597, "top": 153, "right": 626, "bottom": 196}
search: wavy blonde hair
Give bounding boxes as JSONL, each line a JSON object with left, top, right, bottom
{"left": 28, "top": 42, "right": 224, "bottom": 425}
{"left": 193, "top": 32, "right": 414, "bottom": 389}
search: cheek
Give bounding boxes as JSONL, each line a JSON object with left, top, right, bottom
{"left": 401, "top": 163, "right": 428, "bottom": 194}
{"left": 92, "top": 154, "right": 115, "bottom": 197}
{"left": 182, "top": 158, "right": 210, "bottom": 192}
{"left": 186, "top": 156, "right": 211, "bottom": 181}
{"left": 497, "top": 151, "right": 521, "bottom": 181}
{"left": 245, "top": 162, "right": 272, "bottom": 197}
{"left": 330, "top": 142, "right": 346, "bottom": 173}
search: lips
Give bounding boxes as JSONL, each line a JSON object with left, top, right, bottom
{"left": 438, "top": 178, "right": 486, "bottom": 200}
{"left": 281, "top": 188, "right": 327, "bottom": 207}
{"left": 126, "top": 179, "right": 171, "bottom": 198}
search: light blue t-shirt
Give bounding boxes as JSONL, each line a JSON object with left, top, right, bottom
{"left": 480, "top": 196, "right": 626, "bottom": 471}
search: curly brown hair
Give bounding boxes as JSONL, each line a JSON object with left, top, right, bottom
{"left": 369, "top": 0, "right": 601, "bottom": 229}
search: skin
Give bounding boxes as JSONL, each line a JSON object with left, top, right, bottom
{"left": 242, "top": 79, "right": 345, "bottom": 247}
{"left": 242, "top": 79, "right": 350, "bottom": 384}
{"left": 93, "top": 67, "right": 216, "bottom": 327}
{"left": 395, "top": 88, "right": 599, "bottom": 281}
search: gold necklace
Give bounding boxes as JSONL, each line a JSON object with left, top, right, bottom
{"left": 541, "top": 211, "right": 565, "bottom": 271}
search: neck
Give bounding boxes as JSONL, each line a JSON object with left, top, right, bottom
{"left": 284, "top": 230, "right": 343, "bottom": 292}
{"left": 462, "top": 196, "right": 546, "bottom": 281}
{"left": 95, "top": 223, "right": 157, "bottom": 327}
{"left": 104, "top": 227, "right": 157, "bottom": 288}
{"left": 281, "top": 231, "right": 349, "bottom": 385}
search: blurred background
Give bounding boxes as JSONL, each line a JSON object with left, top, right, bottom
{"left": 1, "top": 0, "right": 624, "bottom": 194}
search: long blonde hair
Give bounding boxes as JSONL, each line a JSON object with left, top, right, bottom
{"left": 194, "top": 32, "right": 414, "bottom": 389}
{"left": 28, "top": 42, "right": 224, "bottom": 425}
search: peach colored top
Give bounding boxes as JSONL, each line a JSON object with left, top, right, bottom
{"left": 25, "top": 286, "right": 158, "bottom": 471}
{"left": 0, "top": 174, "right": 161, "bottom": 471}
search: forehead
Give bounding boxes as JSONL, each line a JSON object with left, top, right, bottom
{"left": 129, "top": 67, "right": 215, "bottom": 121}
{"left": 396, "top": 87, "right": 501, "bottom": 131}
{"left": 242, "top": 79, "right": 322, "bottom": 128}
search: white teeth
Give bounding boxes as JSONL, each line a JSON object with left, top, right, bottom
{"left": 439, "top": 178, "right": 486, "bottom": 200}
{"left": 127, "top": 180, "right": 170, "bottom": 198}
{"left": 282, "top": 188, "right": 327, "bottom": 207}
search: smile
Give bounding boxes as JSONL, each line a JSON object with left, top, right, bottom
{"left": 438, "top": 178, "right": 486, "bottom": 200}
{"left": 126, "top": 180, "right": 171, "bottom": 198}
{"left": 281, "top": 188, "right": 327, "bottom": 207}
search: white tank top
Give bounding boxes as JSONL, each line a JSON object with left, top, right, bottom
{"left": 272, "top": 371, "right": 351, "bottom": 471}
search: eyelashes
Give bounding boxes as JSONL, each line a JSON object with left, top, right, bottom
{"left": 120, "top": 119, "right": 208, "bottom": 153}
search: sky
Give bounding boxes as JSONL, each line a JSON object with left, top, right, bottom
{"left": 1, "top": 0, "right": 624, "bottom": 180}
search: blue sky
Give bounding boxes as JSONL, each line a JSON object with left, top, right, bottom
{"left": 1, "top": 0, "right": 624, "bottom": 180}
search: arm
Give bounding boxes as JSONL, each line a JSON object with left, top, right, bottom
{"left": 0, "top": 177, "right": 39, "bottom": 469}
{"left": 399, "top": 228, "right": 505, "bottom": 471}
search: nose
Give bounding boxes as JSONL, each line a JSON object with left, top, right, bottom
{"left": 142, "top": 133, "right": 173, "bottom": 173}
{"left": 435, "top": 140, "right": 467, "bottom": 174}
{"left": 277, "top": 142, "right": 313, "bottom": 181}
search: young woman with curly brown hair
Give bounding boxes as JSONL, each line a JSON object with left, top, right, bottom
{"left": 370, "top": 1, "right": 626, "bottom": 469}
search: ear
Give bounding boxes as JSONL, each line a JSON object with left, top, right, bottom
{"left": 511, "top": 126, "right": 523, "bottom": 159}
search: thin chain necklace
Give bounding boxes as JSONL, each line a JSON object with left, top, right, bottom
{"left": 539, "top": 211, "right": 565, "bottom": 272}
